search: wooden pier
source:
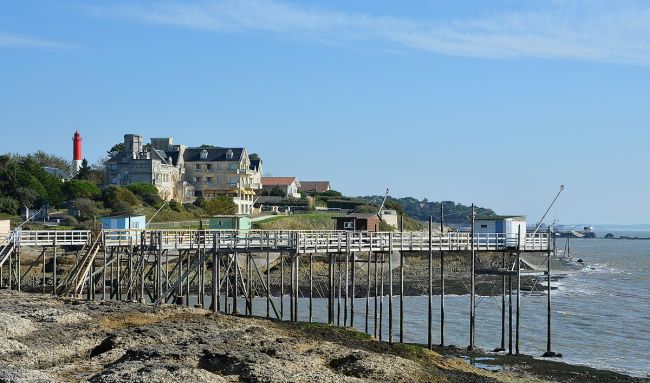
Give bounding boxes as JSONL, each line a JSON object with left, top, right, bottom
{"left": 0, "top": 224, "right": 557, "bottom": 357}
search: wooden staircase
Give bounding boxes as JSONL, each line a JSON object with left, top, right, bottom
{"left": 57, "top": 234, "right": 103, "bottom": 296}
{"left": 0, "top": 232, "right": 16, "bottom": 269}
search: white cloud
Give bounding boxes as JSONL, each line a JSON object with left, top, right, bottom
{"left": 88, "top": 0, "right": 650, "bottom": 65}
{"left": 0, "top": 33, "right": 70, "bottom": 49}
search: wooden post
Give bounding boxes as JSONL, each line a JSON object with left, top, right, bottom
{"left": 365, "top": 251, "right": 371, "bottom": 334}
{"left": 53, "top": 237, "right": 58, "bottom": 296}
{"left": 294, "top": 253, "right": 299, "bottom": 322}
{"left": 185, "top": 248, "right": 190, "bottom": 307}
{"left": 508, "top": 268, "right": 513, "bottom": 355}
{"left": 328, "top": 253, "right": 333, "bottom": 325}
{"left": 344, "top": 245, "right": 349, "bottom": 327}
{"left": 177, "top": 251, "right": 183, "bottom": 304}
{"left": 233, "top": 252, "right": 239, "bottom": 315}
{"left": 428, "top": 216, "right": 433, "bottom": 349}
{"left": 399, "top": 215, "right": 404, "bottom": 343}
{"left": 212, "top": 233, "right": 217, "bottom": 314}
{"left": 379, "top": 252, "right": 384, "bottom": 341}
{"left": 267, "top": 250, "right": 271, "bottom": 318}
{"left": 374, "top": 251, "right": 378, "bottom": 338}
{"left": 440, "top": 204, "right": 445, "bottom": 346}
{"left": 102, "top": 234, "right": 107, "bottom": 301}
{"left": 469, "top": 204, "right": 476, "bottom": 350}
{"left": 498, "top": 250, "right": 506, "bottom": 352}
{"left": 280, "top": 253, "right": 284, "bottom": 320}
{"left": 516, "top": 226, "right": 521, "bottom": 355}
{"left": 225, "top": 253, "right": 230, "bottom": 313}
{"left": 42, "top": 246, "right": 46, "bottom": 294}
{"left": 388, "top": 234, "right": 394, "bottom": 344}
{"left": 543, "top": 227, "right": 555, "bottom": 357}
{"left": 157, "top": 233, "right": 163, "bottom": 305}
{"left": 289, "top": 253, "right": 294, "bottom": 322}
{"left": 351, "top": 251, "right": 355, "bottom": 328}
{"left": 337, "top": 254, "right": 342, "bottom": 326}
{"left": 309, "top": 252, "right": 313, "bottom": 322}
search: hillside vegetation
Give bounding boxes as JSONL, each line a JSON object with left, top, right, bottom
{"left": 252, "top": 214, "right": 338, "bottom": 230}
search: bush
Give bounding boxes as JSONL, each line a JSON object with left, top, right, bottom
{"left": 73, "top": 198, "right": 101, "bottom": 221}
{"left": 102, "top": 186, "right": 139, "bottom": 211}
{"left": 200, "top": 196, "right": 237, "bottom": 215}
{"left": 125, "top": 183, "right": 162, "bottom": 206}
{"left": 60, "top": 215, "right": 79, "bottom": 227}
{"left": 62, "top": 179, "right": 101, "bottom": 200}
{"left": 169, "top": 200, "right": 184, "bottom": 213}
{"left": 0, "top": 196, "right": 19, "bottom": 215}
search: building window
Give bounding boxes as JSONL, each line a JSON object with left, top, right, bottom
{"left": 206, "top": 177, "right": 212, "bottom": 183}
{"left": 226, "top": 149, "right": 233, "bottom": 159}
{"left": 481, "top": 224, "right": 488, "bottom": 228}
{"left": 195, "top": 164, "right": 201, "bottom": 170}
{"left": 217, "top": 175, "right": 221, "bottom": 183}
{"left": 195, "top": 177, "right": 202, "bottom": 182}
{"left": 206, "top": 164, "right": 212, "bottom": 170}
{"left": 229, "top": 163, "right": 237, "bottom": 170}
{"left": 200, "top": 150, "right": 208, "bottom": 160}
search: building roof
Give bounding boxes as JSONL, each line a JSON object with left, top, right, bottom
{"left": 299, "top": 181, "right": 330, "bottom": 192}
{"left": 164, "top": 151, "right": 181, "bottom": 167}
{"left": 261, "top": 177, "right": 300, "bottom": 187}
{"left": 43, "top": 167, "right": 71, "bottom": 180}
{"left": 184, "top": 147, "right": 244, "bottom": 162}
{"left": 475, "top": 215, "right": 526, "bottom": 221}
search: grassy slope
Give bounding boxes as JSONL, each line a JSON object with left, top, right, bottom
{"left": 253, "top": 212, "right": 427, "bottom": 231}
{"left": 253, "top": 213, "right": 338, "bottom": 230}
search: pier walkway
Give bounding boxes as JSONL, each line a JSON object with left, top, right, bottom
{"left": 6, "top": 229, "right": 549, "bottom": 253}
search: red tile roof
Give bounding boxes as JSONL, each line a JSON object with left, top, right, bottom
{"left": 261, "top": 177, "right": 299, "bottom": 186}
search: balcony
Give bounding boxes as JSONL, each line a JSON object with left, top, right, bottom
{"left": 237, "top": 168, "right": 254, "bottom": 175}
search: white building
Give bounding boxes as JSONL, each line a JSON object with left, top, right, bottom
{"left": 474, "top": 215, "right": 527, "bottom": 247}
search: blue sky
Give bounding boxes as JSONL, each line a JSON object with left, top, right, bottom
{"left": 1, "top": 0, "right": 649, "bottom": 224}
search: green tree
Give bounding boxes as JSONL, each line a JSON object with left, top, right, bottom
{"left": 201, "top": 196, "right": 237, "bottom": 215}
{"left": 102, "top": 185, "right": 140, "bottom": 212}
{"left": 125, "top": 183, "right": 162, "bottom": 206}
{"left": 73, "top": 197, "right": 101, "bottom": 220}
{"left": 76, "top": 159, "right": 91, "bottom": 180}
{"left": 62, "top": 179, "right": 101, "bottom": 200}
{"left": 107, "top": 143, "right": 124, "bottom": 157}
{"left": 269, "top": 187, "right": 286, "bottom": 197}
{"left": 0, "top": 195, "right": 19, "bottom": 215}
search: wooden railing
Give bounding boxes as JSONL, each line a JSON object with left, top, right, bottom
{"left": 10, "top": 229, "right": 548, "bottom": 252}
{"left": 17, "top": 230, "right": 91, "bottom": 246}
{"left": 101, "top": 229, "right": 549, "bottom": 252}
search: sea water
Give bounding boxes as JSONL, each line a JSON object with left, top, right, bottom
{"left": 204, "top": 232, "right": 650, "bottom": 377}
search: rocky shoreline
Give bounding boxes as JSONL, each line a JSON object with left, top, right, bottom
{"left": 0, "top": 291, "right": 646, "bottom": 383}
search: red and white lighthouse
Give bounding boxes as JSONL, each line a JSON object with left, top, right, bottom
{"left": 72, "top": 130, "right": 82, "bottom": 174}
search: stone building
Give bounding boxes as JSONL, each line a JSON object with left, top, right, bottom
{"left": 105, "top": 134, "right": 194, "bottom": 202}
